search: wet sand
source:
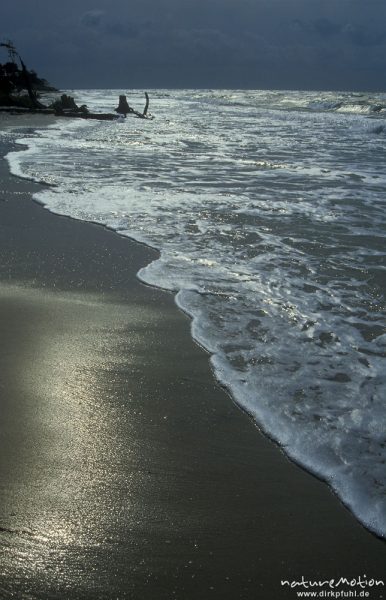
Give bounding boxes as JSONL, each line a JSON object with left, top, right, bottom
{"left": 0, "top": 115, "right": 385, "bottom": 600}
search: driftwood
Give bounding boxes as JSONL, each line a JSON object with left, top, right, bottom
{"left": 0, "top": 92, "right": 153, "bottom": 121}
{"left": 1, "top": 41, "right": 151, "bottom": 121}
{"left": 115, "top": 92, "right": 151, "bottom": 119}
{"left": 51, "top": 94, "right": 89, "bottom": 114}
{"left": 143, "top": 92, "right": 149, "bottom": 117}
{"left": 0, "top": 107, "right": 57, "bottom": 115}
{"left": 57, "top": 111, "right": 119, "bottom": 121}
{"left": 0, "top": 106, "right": 120, "bottom": 120}
{"left": 115, "top": 95, "right": 131, "bottom": 115}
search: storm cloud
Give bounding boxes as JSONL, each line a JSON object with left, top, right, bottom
{"left": 1, "top": 0, "right": 385, "bottom": 90}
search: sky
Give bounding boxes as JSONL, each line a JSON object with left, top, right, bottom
{"left": 1, "top": 0, "right": 385, "bottom": 91}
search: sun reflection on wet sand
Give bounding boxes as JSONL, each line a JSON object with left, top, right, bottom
{"left": 0, "top": 283, "right": 155, "bottom": 596}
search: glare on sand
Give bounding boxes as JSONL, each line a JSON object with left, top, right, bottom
{"left": 0, "top": 283, "right": 156, "bottom": 587}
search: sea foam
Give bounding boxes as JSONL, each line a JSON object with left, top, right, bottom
{"left": 4, "top": 88, "right": 386, "bottom": 537}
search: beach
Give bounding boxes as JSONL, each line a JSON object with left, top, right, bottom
{"left": 0, "top": 113, "right": 386, "bottom": 600}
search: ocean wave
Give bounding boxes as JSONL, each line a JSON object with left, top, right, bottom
{"left": 5, "top": 88, "right": 386, "bottom": 538}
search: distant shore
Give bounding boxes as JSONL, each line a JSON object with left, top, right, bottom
{"left": 0, "top": 113, "right": 385, "bottom": 600}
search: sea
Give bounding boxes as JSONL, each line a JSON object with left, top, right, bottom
{"left": 5, "top": 89, "right": 386, "bottom": 538}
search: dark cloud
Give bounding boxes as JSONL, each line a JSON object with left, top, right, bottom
{"left": 294, "top": 16, "right": 386, "bottom": 47}
{"left": 105, "top": 22, "right": 140, "bottom": 39}
{"left": 1, "top": 0, "right": 386, "bottom": 90}
{"left": 79, "top": 10, "right": 141, "bottom": 39}
{"left": 80, "top": 10, "right": 105, "bottom": 28}
{"left": 343, "top": 23, "right": 386, "bottom": 47}
{"left": 313, "top": 18, "right": 342, "bottom": 37}
{"left": 292, "top": 18, "right": 343, "bottom": 37}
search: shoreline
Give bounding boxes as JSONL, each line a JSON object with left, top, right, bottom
{"left": 6, "top": 114, "right": 386, "bottom": 544}
{"left": 1, "top": 114, "right": 386, "bottom": 599}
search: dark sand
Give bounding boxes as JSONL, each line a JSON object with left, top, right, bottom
{"left": 0, "top": 116, "right": 385, "bottom": 600}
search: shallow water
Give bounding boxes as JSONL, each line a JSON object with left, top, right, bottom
{"left": 5, "top": 89, "right": 386, "bottom": 537}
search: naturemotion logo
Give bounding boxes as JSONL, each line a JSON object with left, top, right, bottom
{"left": 281, "top": 575, "right": 384, "bottom": 598}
